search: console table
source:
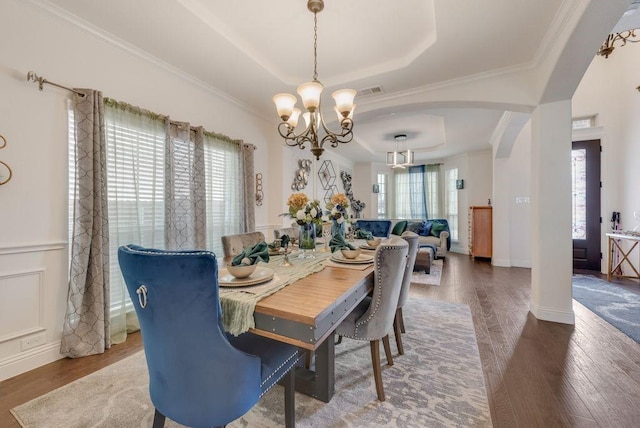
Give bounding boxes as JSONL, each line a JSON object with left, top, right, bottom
{"left": 606, "top": 232, "right": 640, "bottom": 282}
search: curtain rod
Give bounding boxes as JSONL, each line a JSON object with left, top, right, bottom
{"left": 27, "top": 71, "right": 86, "bottom": 98}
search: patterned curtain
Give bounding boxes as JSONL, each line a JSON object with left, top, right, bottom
{"left": 240, "top": 142, "right": 256, "bottom": 232}
{"left": 408, "top": 165, "right": 428, "bottom": 219}
{"left": 165, "top": 123, "right": 207, "bottom": 250}
{"left": 61, "top": 89, "right": 111, "bottom": 358}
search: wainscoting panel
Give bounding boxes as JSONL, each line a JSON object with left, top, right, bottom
{"left": 0, "top": 269, "right": 45, "bottom": 344}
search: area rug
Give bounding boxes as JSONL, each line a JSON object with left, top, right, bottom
{"left": 573, "top": 274, "right": 640, "bottom": 343}
{"left": 11, "top": 299, "right": 491, "bottom": 428}
{"left": 411, "top": 259, "right": 443, "bottom": 286}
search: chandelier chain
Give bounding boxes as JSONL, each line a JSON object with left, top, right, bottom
{"left": 313, "top": 12, "right": 318, "bottom": 81}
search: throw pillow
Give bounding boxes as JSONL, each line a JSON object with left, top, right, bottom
{"left": 405, "top": 221, "right": 424, "bottom": 234}
{"left": 419, "top": 221, "right": 432, "bottom": 237}
{"left": 430, "top": 221, "right": 447, "bottom": 237}
{"left": 391, "top": 220, "right": 407, "bottom": 236}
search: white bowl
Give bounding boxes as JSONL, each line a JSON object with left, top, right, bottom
{"left": 366, "top": 238, "right": 382, "bottom": 248}
{"left": 226, "top": 263, "right": 257, "bottom": 279}
{"left": 341, "top": 248, "right": 362, "bottom": 259}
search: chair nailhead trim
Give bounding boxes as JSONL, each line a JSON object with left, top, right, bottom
{"left": 259, "top": 351, "right": 301, "bottom": 397}
{"left": 123, "top": 245, "right": 215, "bottom": 258}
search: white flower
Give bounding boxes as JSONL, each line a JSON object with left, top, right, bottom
{"left": 310, "top": 208, "right": 317, "bottom": 217}
{"left": 296, "top": 210, "right": 305, "bottom": 220}
{"left": 331, "top": 207, "right": 338, "bottom": 215}
{"left": 337, "top": 216, "right": 345, "bottom": 224}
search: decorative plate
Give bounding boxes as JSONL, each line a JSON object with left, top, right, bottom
{"left": 268, "top": 248, "right": 284, "bottom": 256}
{"left": 330, "top": 253, "right": 374, "bottom": 264}
{"left": 219, "top": 267, "right": 275, "bottom": 287}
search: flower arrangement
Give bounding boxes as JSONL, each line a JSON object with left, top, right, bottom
{"left": 286, "top": 192, "right": 323, "bottom": 228}
{"left": 325, "top": 192, "right": 350, "bottom": 224}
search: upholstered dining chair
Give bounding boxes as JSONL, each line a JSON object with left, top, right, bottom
{"left": 273, "top": 227, "right": 298, "bottom": 241}
{"left": 221, "top": 231, "right": 265, "bottom": 260}
{"left": 118, "top": 245, "right": 300, "bottom": 428}
{"left": 393, "top": 231, "right": 420, "bottom": 355}
{"left": 335, "top": 237, "right": 409, "bottom": 401}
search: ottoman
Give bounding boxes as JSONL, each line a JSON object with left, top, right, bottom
{"left": 414, "top": 245, "right": 435, "bottom": 274}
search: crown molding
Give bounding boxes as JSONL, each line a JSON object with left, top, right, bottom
{"left": 532, "top": 0, "right": 589, "bottom": 68}
{"left": 356, "top": 61, "right": 536, "bottom": 110}
{"left": 24, "top": 0, "right": 272, "bottom": 123}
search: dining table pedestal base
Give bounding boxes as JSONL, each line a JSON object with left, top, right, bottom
{"left": 294, "top": 331, "right": 336, "bottom": 403}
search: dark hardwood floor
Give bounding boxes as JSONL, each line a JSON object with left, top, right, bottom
{"left": 2, "top": 253, "right": 640, "bottom": 427}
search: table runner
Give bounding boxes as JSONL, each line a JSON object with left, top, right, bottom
{"left": 220, "top": 249, "right": 333, "bottom": 335}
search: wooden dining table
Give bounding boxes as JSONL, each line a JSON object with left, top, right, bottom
{"left": 246, "top": 255, "right": 374, "bottom": 403}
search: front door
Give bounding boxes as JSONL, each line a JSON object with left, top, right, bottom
{"left": 572, "top": 139, "right": 601, "bottom": 270}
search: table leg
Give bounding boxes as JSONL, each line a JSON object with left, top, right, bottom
{"left": 607, "top": 236, "right": 613, "bottom": 282}
{"left": 294, "top": 331, "right": 335, "bottom": 403}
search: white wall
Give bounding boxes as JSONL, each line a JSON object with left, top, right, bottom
{"left": 572, "top": 43, "right": 640, "bottom": 271}
{"left": 507, "top": 123, "right": 533, "bottom": 267}
{"left": 0, "top": 0, "right": 280, "bottom": 380}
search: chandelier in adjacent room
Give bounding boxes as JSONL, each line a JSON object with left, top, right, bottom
{"left": 272, "top": 0, "right": 356, "bottom": 160}
{"left": 386, "top": 134, "right": 415, "bottom": 169}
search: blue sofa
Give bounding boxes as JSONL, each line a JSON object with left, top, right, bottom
{"left": 354, "top": 219, "right": 392, "bottom": 238}
{"left": 354, "top": 218, "right": 450, "bottom": 258}
{"left": 390, "top": 218, "right": 451, "bottom": 259}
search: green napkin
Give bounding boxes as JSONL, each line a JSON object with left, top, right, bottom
{"left": 329, "top": 234, "right": 355, "bottom": 253}
{"left": 355, "top": 229, "right": 374, "bottom": 240}
{"left": 232, "top": 241, "right": 270, "bottom": 266}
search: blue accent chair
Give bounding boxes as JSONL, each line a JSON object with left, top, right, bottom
{"left": 355, "top": 219, "right": 393, "bottom": 238}
{"left": 118, "top": 245, "right": 300, "bottom": 428}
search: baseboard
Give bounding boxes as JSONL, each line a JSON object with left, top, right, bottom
{"left": 529, "top": 302, "right": 575, "bottom": 325}
{"left": 0, "top": 341, "right": 64, "bottom": 382}
{"left": 491, "top": 258, "right": 510, "bottom": 267}
{"left": 489, "top": 258, "right": 532, "bottom": 268}
{"left": 510, "top": 259, "right": 532, "bottom": 268}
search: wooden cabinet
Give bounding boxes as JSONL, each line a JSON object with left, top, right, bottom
{"left": 469, "top": 206, "right": 492, "bottom": 259}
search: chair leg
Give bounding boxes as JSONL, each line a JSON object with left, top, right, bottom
{"left": 283, "top": 368, "right": 296, "bottom": 428}
{"left": 398, "top": 307, "right": 406, "bottom": 333}
{"left": 152, "top": 409, "right": 166, "bottom": 428}
{"left": 393, "top": 310, "right": 404, "bottom": 355}
{"left": 336, "top": 335, "right": 343, "bottom": 345}
{"left": 382, "top": 334, "right": 394, "bottom": 366}
{"left": 370, "top": 340, "right": 386, "bottom": 401}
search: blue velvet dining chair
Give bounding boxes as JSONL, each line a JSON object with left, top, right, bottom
{"left": 335, "top": 237, "right": 408, "bottom": 401}
{"left": 118, "top": 244, "right": 301, "bottom": 428}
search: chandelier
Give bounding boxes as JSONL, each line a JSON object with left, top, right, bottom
{"left": 273, "top": 0, "right": 356, "bottom": 160}
{"left": 597, "top": 28, "right": 640, "bottom": 58}
{"left": 386, "top": 134, "right": 415, "bottom": 169}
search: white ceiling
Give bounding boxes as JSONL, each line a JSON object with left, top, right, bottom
{"left": 44, "top": 0, "right": 634, "bottom": 163}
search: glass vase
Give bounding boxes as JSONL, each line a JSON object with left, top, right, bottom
{"left": 298, "top": 223, "right": 317, "bottom": 258}
{"left": 331, "top": 219, "right": 346, "bottom": 238}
